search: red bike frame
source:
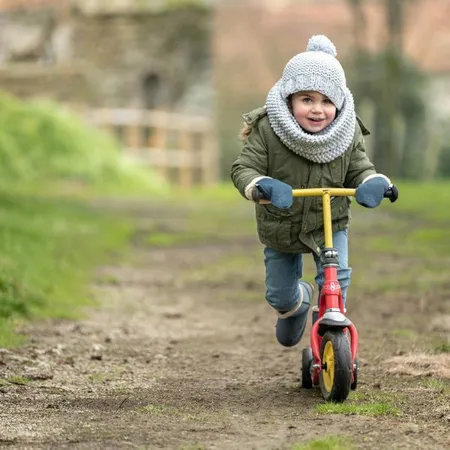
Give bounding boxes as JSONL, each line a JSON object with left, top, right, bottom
{"left": 292, "top": 188, "right": 359, "bottom": 386}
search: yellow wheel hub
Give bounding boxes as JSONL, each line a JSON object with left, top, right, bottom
{"left": 322, "top": 341, "right": 335, "bottom": 392}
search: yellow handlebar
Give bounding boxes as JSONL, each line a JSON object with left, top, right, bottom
{"left": 258, "top": 188, "right": 357, "bottom": 248}
{"left": 292, "top": 188, "right": 356, "bottom": 197}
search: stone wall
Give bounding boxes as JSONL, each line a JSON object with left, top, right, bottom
{"left": 0, "top": 64, "right": 94, "bottom": 103}
{"left": 71, "top": 8, "right": 211, "bottom": 109}
{"left": 0, "top": 2, "right": 213, "bottom": 112}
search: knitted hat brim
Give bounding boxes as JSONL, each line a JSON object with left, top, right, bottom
{"left": 282, "top": 75, "right": 345, "bottom": 110}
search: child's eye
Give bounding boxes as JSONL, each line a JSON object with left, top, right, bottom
{"left": 302, "top": 97, "right": 312, "bottom": 103}
{"left": 323, "top": 98, "right": 333, "bottom": 105}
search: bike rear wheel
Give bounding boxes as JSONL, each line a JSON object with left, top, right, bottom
{"left": 301, "top": 347, "right": 313, "bottom": 389}
{"left": 351, "top": 356, "right": 359, "bottom": 390}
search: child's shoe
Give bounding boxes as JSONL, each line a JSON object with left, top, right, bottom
{"left": 275, "top": 282, "right": 314, "bottom": 347}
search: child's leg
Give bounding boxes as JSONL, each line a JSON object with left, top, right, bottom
{"left": 313, "top": 228, "right": 352, "bottom": 304}
{"left": 264, "top": 247, "right": 303, "bottom": 311}
{"left": 264, "top": 247, "right": 313, "bottom": 347}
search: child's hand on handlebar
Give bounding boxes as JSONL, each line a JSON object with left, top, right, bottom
{"left": 252, "top": 178, "right": 293, "bottom": 209}
{"left": 356, "top": 176, "right": 394, "bottom": 208}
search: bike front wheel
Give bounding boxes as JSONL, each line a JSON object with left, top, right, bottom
{"left": 319, "top": 329, "right": 352, "bottom": 402}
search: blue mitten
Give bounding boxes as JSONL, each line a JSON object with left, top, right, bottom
{"left": 355, "top": 177, "right": 390, "bottom": 208}
{"left": 256, "top": 178, "right": 293, "bottom": 209}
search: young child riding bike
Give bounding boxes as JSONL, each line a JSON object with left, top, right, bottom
{"left": 231, "top": 35, "right": 396, "bottom": 348}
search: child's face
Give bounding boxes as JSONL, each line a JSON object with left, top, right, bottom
{"left": 291, "top": 91, "right": 337, "bottom": 133}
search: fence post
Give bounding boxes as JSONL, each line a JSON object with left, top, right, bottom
{"left": 125, "top": 120, "right": 141, "bottom": 155}
{"left": 150, "top": 126, "right": 168, "bottom": 181}
{"left": 179, "top": 130, "right": 192, "bottom": 189}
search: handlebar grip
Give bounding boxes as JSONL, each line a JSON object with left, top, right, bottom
{"left": 252, "top": 186, "right": 271, "bottom": 204}
{"left": 384, "top": 185, "right": 399, "bottom": 203}
{"left": 252, "top": 187, "right": 264, "bottom": 202}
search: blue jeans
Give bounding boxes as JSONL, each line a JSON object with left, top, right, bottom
{"left": 264, "top": 229, "right": 351, "bottom": 311}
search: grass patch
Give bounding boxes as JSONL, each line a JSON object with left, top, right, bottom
{"left": 88, "top": 366, "right": 128, "bottom": 383}
{"left": 185, "top": 252, "right": 261, "bottom": 282}
{"left": 291, "top": 436, "right": 353, "bottom": 450}
{"left": 137, "top": 404, "right": 167, "bottom": 416}
{"left": 434, "top": 341, "right": 450, "bottom": 354}
{"left": 368, "top": 228, "right": 450, "bottom": 260}
{"left": 144, "top": 228, "right": 205, "bottom": 247}
{"left": 0, "top": 318, "right": 27, "bottom": 347}
{"left": 0, "top": 190, "right": 133, "bottom": 347}
{"left": 367, "top": 181, "right": 450, "bottom": 259}
{"left": 113, "top": 386, "right": 132, "bottom": 395}
{"left": 88, "top": 373, "right": 110, "bottom": 384}
{"left": 391, "top": 328, "right": 419, "bottom": 340}
{"left": 421, "top": 378, "right": 450, "bottom": 393}
{"left": 383, "top": 181, "right": 450, "bottom": 222}
{"left": 146, "top": 232, "right": 182, "bottom": 247}
{"left": 349, "top": 181, "right": 450, "bottom": 296}
{"left": 315, "top": 392, "right": 399, "bottom": 417}
{"left": 6, "top": 375, "right": 31, "bottom": 385}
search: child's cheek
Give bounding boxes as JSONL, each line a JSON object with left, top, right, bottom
{"left": 328, "top": 107, "right": 337, "bottom": 121}
{"left": 293, "top": 105, "right": 306, "bottom": 122}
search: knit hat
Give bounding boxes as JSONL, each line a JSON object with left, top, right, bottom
{"left": 280, "top": 35, "right": 346, "bottom": 109}
{"left": 265, "top": 35, "right": 356, "bottom": 164}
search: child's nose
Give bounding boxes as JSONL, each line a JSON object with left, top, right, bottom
{"left": 311, "top": 102, "right": 323, "bottom": 113}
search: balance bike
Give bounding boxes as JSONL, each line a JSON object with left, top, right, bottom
{"left": 294, "top": 187, "right": 397, "bottom": 402}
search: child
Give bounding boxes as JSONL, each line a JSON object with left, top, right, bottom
{"left": 231, "top": 35, "right": 395, "bottom": 348}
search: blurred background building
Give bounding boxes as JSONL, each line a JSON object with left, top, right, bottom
{"left": 1, "top": 0, "right": 450, "bottom": 183}
{"left": 0, "top": 0, "right": 213, "bottom": 113}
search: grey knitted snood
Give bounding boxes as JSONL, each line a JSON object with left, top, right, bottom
{"left": 265, "top": 35, "right": 356, "bottom": 164}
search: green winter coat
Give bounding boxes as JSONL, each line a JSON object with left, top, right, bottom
{"left": 230, "top": 107, "right": 376, "bottom": 254}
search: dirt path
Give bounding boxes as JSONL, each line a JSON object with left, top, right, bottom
{"left": 0, "top": 200, "right": 449, "bottom": 450}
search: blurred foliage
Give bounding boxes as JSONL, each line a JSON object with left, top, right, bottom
{"left": 435, "top": 131, "right": 450, "bottom": 178}
{"left": 347, "top": 0, "right": 434, "bottom": 180}
{"left": 0, "top": 92, "right": 165, "bottom": 193}
{"left": 349, "top": 50, "right": 428, "bottom": 179}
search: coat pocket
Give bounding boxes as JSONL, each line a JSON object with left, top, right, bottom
{"left": 258, "top": 205, "right": 292, "bottom": 248}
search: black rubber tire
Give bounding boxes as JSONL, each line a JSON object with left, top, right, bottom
{"left": 351, "top": 356, "right": 358, "bottom": 390}
{"left": 301, "top": 347, "right": 313, "bottom": 389}
{"left": 319, "top": 329, "right": 352, "bottom": 402}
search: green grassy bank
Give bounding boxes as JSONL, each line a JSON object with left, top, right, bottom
{"left": 0, "top": 191, "right": 133, "bottom": 347}
{"left": 0, "top": 93, "right": 164, "bottom": 347}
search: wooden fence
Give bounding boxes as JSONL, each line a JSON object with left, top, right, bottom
{"left": 86, "top": 108, "right": 219, "bottom": 188}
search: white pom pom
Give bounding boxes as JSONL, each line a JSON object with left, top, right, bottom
{"left": 306, "top": 35, "right": 337, "bottom": 57}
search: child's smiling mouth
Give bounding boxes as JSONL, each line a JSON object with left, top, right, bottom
{"left": 307, "top": 117, "right": 325, "bottom": 124}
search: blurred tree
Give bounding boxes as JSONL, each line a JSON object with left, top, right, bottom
{"left": 348, "top": 0, "right": 428, "bottom": 179}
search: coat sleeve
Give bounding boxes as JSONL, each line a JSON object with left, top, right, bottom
{"left": 344, "top": 123, "right": 377, "bottom": 188}
{"left": 230, "top": 119, "right": 269, "bottom": 199}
